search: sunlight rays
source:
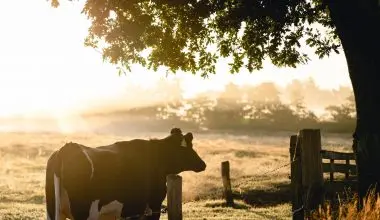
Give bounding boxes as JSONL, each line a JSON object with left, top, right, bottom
{"left": 0, "top": 0, "right": 351, "bottom": 132}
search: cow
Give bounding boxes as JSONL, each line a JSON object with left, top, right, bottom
{"left": 45, "top": 128, "right": 206, "bottom": 220}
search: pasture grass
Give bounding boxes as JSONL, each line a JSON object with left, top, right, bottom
{"left": 0, "top": 131, "right": 353, "bottom": 219}
{"left": 313, "top": 190, "right": 380, "bottom": 220}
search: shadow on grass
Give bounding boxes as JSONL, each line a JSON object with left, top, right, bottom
{"left": 0, "top": 194, "right": 44, "bottom": 205}
{"left": 233, "top": 182, "right": 291, "bottom": 207}
{"left": 204, "top": 200, "right": 251, "bottom": 209}
{"left": 234, "top": 150, "right": 269, "bottom": 159}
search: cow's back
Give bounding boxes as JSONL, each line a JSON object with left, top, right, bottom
{"left": 88, "top": 140, "right": 155, "bottom": 203}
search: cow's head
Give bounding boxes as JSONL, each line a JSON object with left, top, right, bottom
{"left": 164, "top": 128, "right": 206, "bottom": 174}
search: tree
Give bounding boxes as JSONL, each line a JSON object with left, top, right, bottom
{"left": 51, "top": 0, "right": 380, "bottom": 206}
{"left": 243, "top": 82, "right": 281, "bottom": 103}
{"left": 290, "top": 92, "right": 318, "bottom": 124}
{"left": 219, "top": 82, "right": 242, "bottom": 101}
{"left": 326, "top": 94, "right": 356, "bottom": 122}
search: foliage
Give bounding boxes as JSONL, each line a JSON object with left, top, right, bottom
{"left": 51, "top": 0, "right": 340, "bottom": 77}
{"left": 90, "top": 82, "right": 356, "bottom": 133}
{"left": 325, "top": 94, "right": 356, "bottom": 123}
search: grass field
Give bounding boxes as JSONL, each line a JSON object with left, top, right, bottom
{"left": 0, "top": 130, "right": 353, "bottom": 220}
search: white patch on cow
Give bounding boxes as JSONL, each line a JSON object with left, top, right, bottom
{"left": 87, "top": 199, "right": 123, "bottom": 219}
{"left": 181, "top": 138, "right": 187, "bottom": 147}
{"left": 99, "top": 200, "right": 123, "bottom": 215}
{"left": 81, "top": 149, "right": 94, "bottom": 179}
{"left": 54, "top": 174, "right": 61, "bottom": 220}
{"left": 87, "top": 200, "right": 100, "bottom": 220}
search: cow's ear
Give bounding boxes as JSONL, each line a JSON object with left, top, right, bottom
{"left": 170, "top": 128, "right": 182, "bottom": 135}
{"left": 169, "top": 131, "right": 183, "bottom": 145}
{"left": 184, "top": 132, "right": 193, "bottom": 142}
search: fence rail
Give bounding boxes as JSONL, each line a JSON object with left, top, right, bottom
{"left": 320, "top": 149, "right": 356, "bottom": 181}
{"left": 322, "top": 163, "right": 357, "bottom": 176}
{"left": 320, "top": 150, "right": 355, "bottom": 160}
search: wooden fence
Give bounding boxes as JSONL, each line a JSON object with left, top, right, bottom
{"left": 289, "top": 129, "right": 357, "bottom": 219}
{"left": 169, "top": 129, "right": 357, "bottom": 220}
{"left": 320, "top": 150, "right": 356, "bottom": 181}
{"left": 165, "top": 162, "right": 235, "bottom": 220}
{"left": 166, "top": 174, "right": 183, "bottom": 220}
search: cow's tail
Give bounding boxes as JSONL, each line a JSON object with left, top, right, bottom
{"left": 45, "top": 149, "right": 63, "bottom": 220}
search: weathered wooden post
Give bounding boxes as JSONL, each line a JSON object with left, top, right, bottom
{"left": 221, "top": 161, "right": 234, "bottom": 206}
{"left": 289, "top": 135, "right": 304, "bottom": 220}
{"left": 167, "top": 174, "right": 182, "bottom": 220}
{"left": 299, "top": 129, "right": 324, "bottom": 217}
{"left": 345, "top": 159, "right": 350, "bottom": 180}
{"left": 330, "top": 159, "right": 334, "bottom": 182}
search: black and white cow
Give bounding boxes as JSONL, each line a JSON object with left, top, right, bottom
{"left": 45, "top": 128, "right": 206, "bottom": 220}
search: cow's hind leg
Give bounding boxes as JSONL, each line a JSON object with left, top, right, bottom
{"left": 62, "top": 173, "right": 93, "bottom": 219}
{"left": 69, "top": 199, "right": 93, "bottom": 220}
{"left": 146, "top": 185, "right": 166, "bottom": 220}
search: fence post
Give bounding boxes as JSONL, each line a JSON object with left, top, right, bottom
{"left": 290, "top": 135, "right": 304, "bottom": 220}
{"left": 299, "top": 129, "right": 324, "bottom": 217}
{"left": 221, "top": 161, "right": 234, "bottom": 206}
{"left": 167, "top": 174, "right": 182, "bottom": 220}
{"left": 345, "top": 159, "right": 350, "bottom": 180}
{"left": 330, "top": 159, "right": 334, "bottom": 182}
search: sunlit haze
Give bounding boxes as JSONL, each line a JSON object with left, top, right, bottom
{"left": 0, "top": 1, "right": 351, "bottom": 132}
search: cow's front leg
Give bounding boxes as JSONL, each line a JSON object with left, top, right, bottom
{"left": 146, "top": 195, "right": 165, "bottom": 220}
{"left": 120, "top": 202, "right": 146, "bottom": 220}
{"left": 144, "top": 203, "right": 161, "bottom": 220}
{"left": 145, "top": 177, "right": 166, "bottom": 220}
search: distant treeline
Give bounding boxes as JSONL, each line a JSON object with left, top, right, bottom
{"left": 87, "top": 79, "right": 356, "bottom": 134}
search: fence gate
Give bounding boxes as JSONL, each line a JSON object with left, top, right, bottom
{"left": 289, "top": 129, "right": 357, "bottom": 219}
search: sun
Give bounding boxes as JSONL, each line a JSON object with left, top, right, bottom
{"left": 0, "top": 0, "right": 121, "bottom": 117}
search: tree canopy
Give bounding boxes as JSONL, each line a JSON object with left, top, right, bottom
{"left": 51, "top": 0, "right": 340, "bottom": 76}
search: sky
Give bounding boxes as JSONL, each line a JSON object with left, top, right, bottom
{"left": 0, "top": 0, "right": 351, "bottom": 122}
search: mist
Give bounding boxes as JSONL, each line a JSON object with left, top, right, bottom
{"left": 0, "top": 76, "right": 353, "bottom": 134}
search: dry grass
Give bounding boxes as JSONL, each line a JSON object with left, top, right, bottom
{"left": 313, "top": 190, "right": 380, "bottom": 220}
{"left": 0, "top": 131, "right": 353, "bottom": 219}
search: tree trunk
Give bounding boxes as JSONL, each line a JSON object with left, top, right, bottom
{"left": 326, "top": 0, "right": 380, "bottom": 208}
